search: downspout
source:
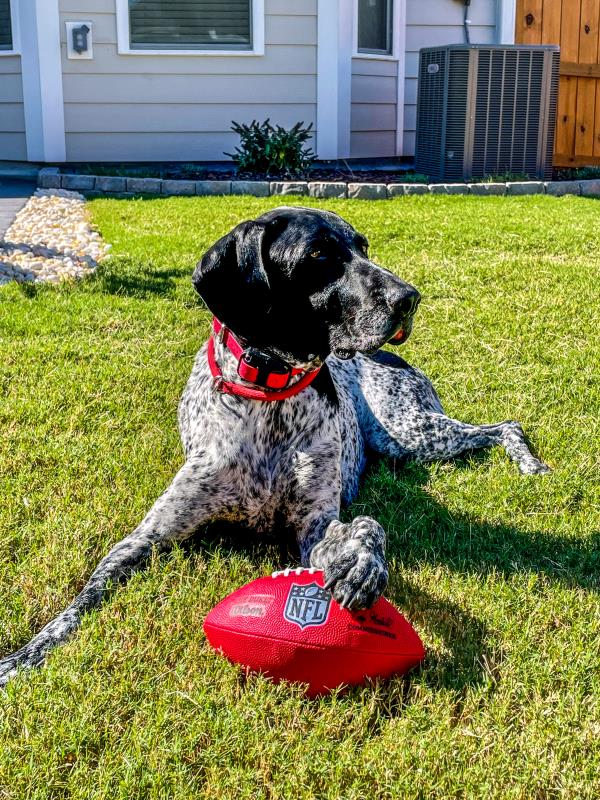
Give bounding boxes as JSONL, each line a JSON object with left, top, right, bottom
{"left": 463, "top": 0, "right": 472, "bottom": 44}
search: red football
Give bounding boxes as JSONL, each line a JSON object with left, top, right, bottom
{"left": 203, "top": 567, "right": 425, "bottom": 696}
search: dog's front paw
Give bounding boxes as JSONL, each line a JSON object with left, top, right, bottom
{"left": 519, "top": 459, "right": 552, "bottom": 475}
{"left": 0, "top": 653, "right": 21, "bottom": 688}
{"left": 0, "top": 637, "right": 48, "bottom": 688}
{"left": 0, "top": 665, "right": 15, "bottom": 689}
{"left": 309, "top": 517, "right": 388, "bottom": 610}
{"left": 501, "top": 421, "right": 552, "bottom": 475}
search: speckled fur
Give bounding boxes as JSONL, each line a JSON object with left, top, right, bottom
{"left": 0, "top": 208, "right": 549, "bottom": 687}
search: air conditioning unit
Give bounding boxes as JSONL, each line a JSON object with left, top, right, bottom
{"left": 415, "top": 44, "right": 560, "bottom": 182}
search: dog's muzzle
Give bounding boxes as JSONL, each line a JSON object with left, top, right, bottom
{"left": 386, "top": 287, "right": 420, "bottom": 345}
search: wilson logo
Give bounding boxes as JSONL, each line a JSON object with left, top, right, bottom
{"left": 283, "top": 583, "right": 331, "bottom": 629}
{"left": 229, "top": 594, "right": 273, "bottom": 618}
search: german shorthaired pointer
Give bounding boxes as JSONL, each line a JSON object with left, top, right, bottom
{"left": 0, "top": 206, "right": 549, "bottom": 686}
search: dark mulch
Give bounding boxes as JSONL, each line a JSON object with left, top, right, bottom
{"left": 231, "top": 167, "right": 421, "bottom": 184}
{"left": 61, "top": 161, "right": 598, "bottom": 184}
{"left": 63, "top": 162, "right": 424, "bottom": 184}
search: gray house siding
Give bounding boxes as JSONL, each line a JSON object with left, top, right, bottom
{"left": 404, "top": 0, "right": 498, "bottom": 157}
{"left": 59, "top": 0, "right": 318, "bottom": 161}
{"left": 2, "top": 1, "right": 506, "bottom": 165}
{"left": 0, "top": 55, "right": 27, "bottom": 161}
{"left": 350, "top": 57, "right": 397, "bottom": 158}
{"left": 350, "top": 0, "right": 499, "bottom": 160}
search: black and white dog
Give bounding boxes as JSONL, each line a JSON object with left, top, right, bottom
{"left": 0, "top": 206, "right": 549, "bottom": 686}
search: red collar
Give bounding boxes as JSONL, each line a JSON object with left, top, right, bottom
{"left": 207, "top": 318, "right": 321, "bottom": 401}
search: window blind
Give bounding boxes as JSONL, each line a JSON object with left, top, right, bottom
{"left": 128, "top": 0, "right": 252, "bottom": 50}
{"left": 357, "top": 0, "right": 392, "bottom": 55}
{"left": 0, "top": 0, "right": 12, "bottom": 51}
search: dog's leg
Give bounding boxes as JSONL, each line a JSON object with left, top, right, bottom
{"left": 0, "top": 458, "right": 227, "bottom": 687}
{"left": 286, "top": 437, "right": 387, "bottom": 610}
{"left": 342, "top": 354, "right": 550, "bottom": 475}
{"left": 372, "top": 413, "right": 551, "bottom": 475}
{"left": 299, "top": 515, "right": 388, "bottom": 610}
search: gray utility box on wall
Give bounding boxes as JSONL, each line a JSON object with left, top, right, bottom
{"left": 415, "top": 44, "right": 560, "bottom": 182}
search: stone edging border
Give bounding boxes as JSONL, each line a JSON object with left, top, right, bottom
{"left": 37, "top": 168, "right": 600, "bottom": 199}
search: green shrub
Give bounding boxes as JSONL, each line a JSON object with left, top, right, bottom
{"left": 477, "top": 171, "right": 531, "bottom": 183}
{"left": 554, "top": 165, "right": 600, "bottom": 181}
{"left": 226, "top": 119, "right": 315, "bottom": 178}
{"left": 400, "top": 172, "right": 429, "bottom": 184}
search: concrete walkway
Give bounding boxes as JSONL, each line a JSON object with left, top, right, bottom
{"left": 0, "top": 180, "right": 36, "bottom": 239}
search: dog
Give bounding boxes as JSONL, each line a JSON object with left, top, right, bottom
{"left": 0, "top": 206, "right": 550, "bottom": 686}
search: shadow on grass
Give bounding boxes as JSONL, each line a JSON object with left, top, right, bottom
{"left": 91, "top": 261, "right": 187, "bottom": 299}
{"left": 379, "top": 461, "right": 598, "bottom": 591}
{"left": 191, "top": 459, "right": 598, "bottom": 705}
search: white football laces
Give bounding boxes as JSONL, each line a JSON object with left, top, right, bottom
{"left": 271, "top": 566, "right": 319, "bottom": 578}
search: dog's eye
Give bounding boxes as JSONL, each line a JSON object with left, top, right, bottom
{"left": 310, "top": 249, "right": 323, "bottom": 259}
{"left": 360, "top": 242, "right": 368, "bottom": 255}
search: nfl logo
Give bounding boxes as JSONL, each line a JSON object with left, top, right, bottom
{"left": 284, "top": 583, "right": 332, "bottom": 629}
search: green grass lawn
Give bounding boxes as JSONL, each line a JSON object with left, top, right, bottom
{"left": 0, "top": 194, "right": 599, "bottom": 799}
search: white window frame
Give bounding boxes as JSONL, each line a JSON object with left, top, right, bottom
{"left": 116, "top": 0, "right": 264, "bottom": 56}
{"left": 353, "top": 0, "right": 397, "bottom": 61}
{"left": 0, "top": 0, "right": 21, "bottom": 57}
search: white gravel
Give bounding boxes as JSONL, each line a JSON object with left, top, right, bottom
{"left": 0, "top": 188, "right": 110, "bottom": 285}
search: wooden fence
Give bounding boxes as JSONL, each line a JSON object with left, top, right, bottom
{"left": 517, "top": 0, "right": 600, "bottom": 166}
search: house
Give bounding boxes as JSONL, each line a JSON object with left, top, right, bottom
{"left": 0, "top": 0, "right": 530, "bottom": 166}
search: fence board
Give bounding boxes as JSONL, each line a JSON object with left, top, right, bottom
{"left": 561, "top": 61, "right": 600, "bottom": 76}
{"left": 594, "top": 81, "right": 600, "bottom": 155}
{"left": 517, "top": 0, "right": 544, "bottom": 43}
{"left": 555, "top": 0, "right": 582, "bottom": 161}
{"left": 574, "top": 0, "right": 600, "bottom": 155}
{"left": 542, "top": 0, "right": 562, "bottom": 44}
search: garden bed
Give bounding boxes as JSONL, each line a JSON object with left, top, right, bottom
{"left": 66, "top": 162, "right": 416, "bottom": 185}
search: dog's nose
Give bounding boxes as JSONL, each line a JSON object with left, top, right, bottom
{"left": 388, "top": 284, "right": 421, "bottom": 317}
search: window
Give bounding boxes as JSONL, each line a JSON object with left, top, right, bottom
{"left": 0, "top": 0, "right": 12, "bottom": 51}
{"left": 128, "top": 0, "right": 252, "bottom": 51}
{"left": 357, "top": 0, "right": 393, "bottom": 56}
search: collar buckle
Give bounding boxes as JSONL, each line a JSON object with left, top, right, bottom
{"left": 238, "top": 347, "right": 292, "bottom": 390}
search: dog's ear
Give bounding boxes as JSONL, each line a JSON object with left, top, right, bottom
{"left": 192, "top": 220, "right": 272, "bottom": 338}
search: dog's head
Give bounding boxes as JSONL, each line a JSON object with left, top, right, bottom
{"left": 193, "top": 206, "right": 420, "bottom": 363}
